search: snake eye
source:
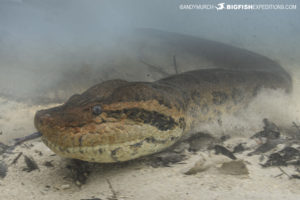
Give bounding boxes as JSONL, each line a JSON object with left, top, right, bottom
{"left": 92, "top": 105, "right": 102, "bottom": 115}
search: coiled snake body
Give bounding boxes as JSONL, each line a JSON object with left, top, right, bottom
{"left": 35, "top": 30, "right": 292, "bottom": 163}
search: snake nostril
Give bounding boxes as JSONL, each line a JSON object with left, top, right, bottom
{"left": 35, "top": 111, "right": 53, "bottom": 126}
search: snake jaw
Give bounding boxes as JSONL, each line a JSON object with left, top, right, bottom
{"left": 34, "top": 98, "right": 185, "bottom": 163}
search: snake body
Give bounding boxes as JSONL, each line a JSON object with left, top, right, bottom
{"left": 34, "top": 30, "right": 292, "bottom": 163}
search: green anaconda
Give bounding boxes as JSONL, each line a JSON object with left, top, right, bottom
{"left": 34, "top": 30, "right": 292, "bottom": 163}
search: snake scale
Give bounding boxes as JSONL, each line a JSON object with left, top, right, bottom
{"left": 34, "top": 30, "right": 292, "bottom": 163}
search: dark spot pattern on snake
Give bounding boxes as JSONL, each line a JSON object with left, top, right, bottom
{"left": 145, "top": 137, "right": 168, "bottom": 144}
{"left": 106, "top": 108, "right": 178, "bottom": 131}
{"left": 111, "top": 147, "right": 121, "bottom": 162}
{"left": 178, "top": 117, "right": 186, "bottom": 130}
{"left": 130, "top": 141, "right": 144, "bottom": 148}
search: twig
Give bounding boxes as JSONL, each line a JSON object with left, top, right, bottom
{"left": 173, "top": 55, "right": 179, "bottom": 74}
{"left": 292, "top": 122, "right": 300, "bottom": 139}
{"left": 106, "top": 178, "right": 118, "bottom": 200}
{"left": 278, "top": 167, "right": 291, "bottom": 178}
{"left": 292, "top": 122, "right": 300, "bottom": 132}
{"left": 13, "top": 132, "right": 42, "bottom": 146}
{"left": 139, "top": 59, "right": 170, "bottom": 77}
{"left": 274, "top": 173, "right": 284, "bottom": 178}
{"left": 10, "top": 152, "right": 23, "bottom": 165}
{"left": 4, "top": 132, "right": 42, "bottom": 153}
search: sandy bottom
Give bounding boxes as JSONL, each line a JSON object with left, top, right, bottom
{"left": 1, "top": 98, "right": 300, "bottom": 200}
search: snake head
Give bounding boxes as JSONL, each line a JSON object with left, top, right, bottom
{"left": 34, "top": 80, "right": 186, "bottom": 163}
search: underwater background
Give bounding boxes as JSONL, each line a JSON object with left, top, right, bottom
{"left": 0, "top": 0, "right": 299, "bottom": 142}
